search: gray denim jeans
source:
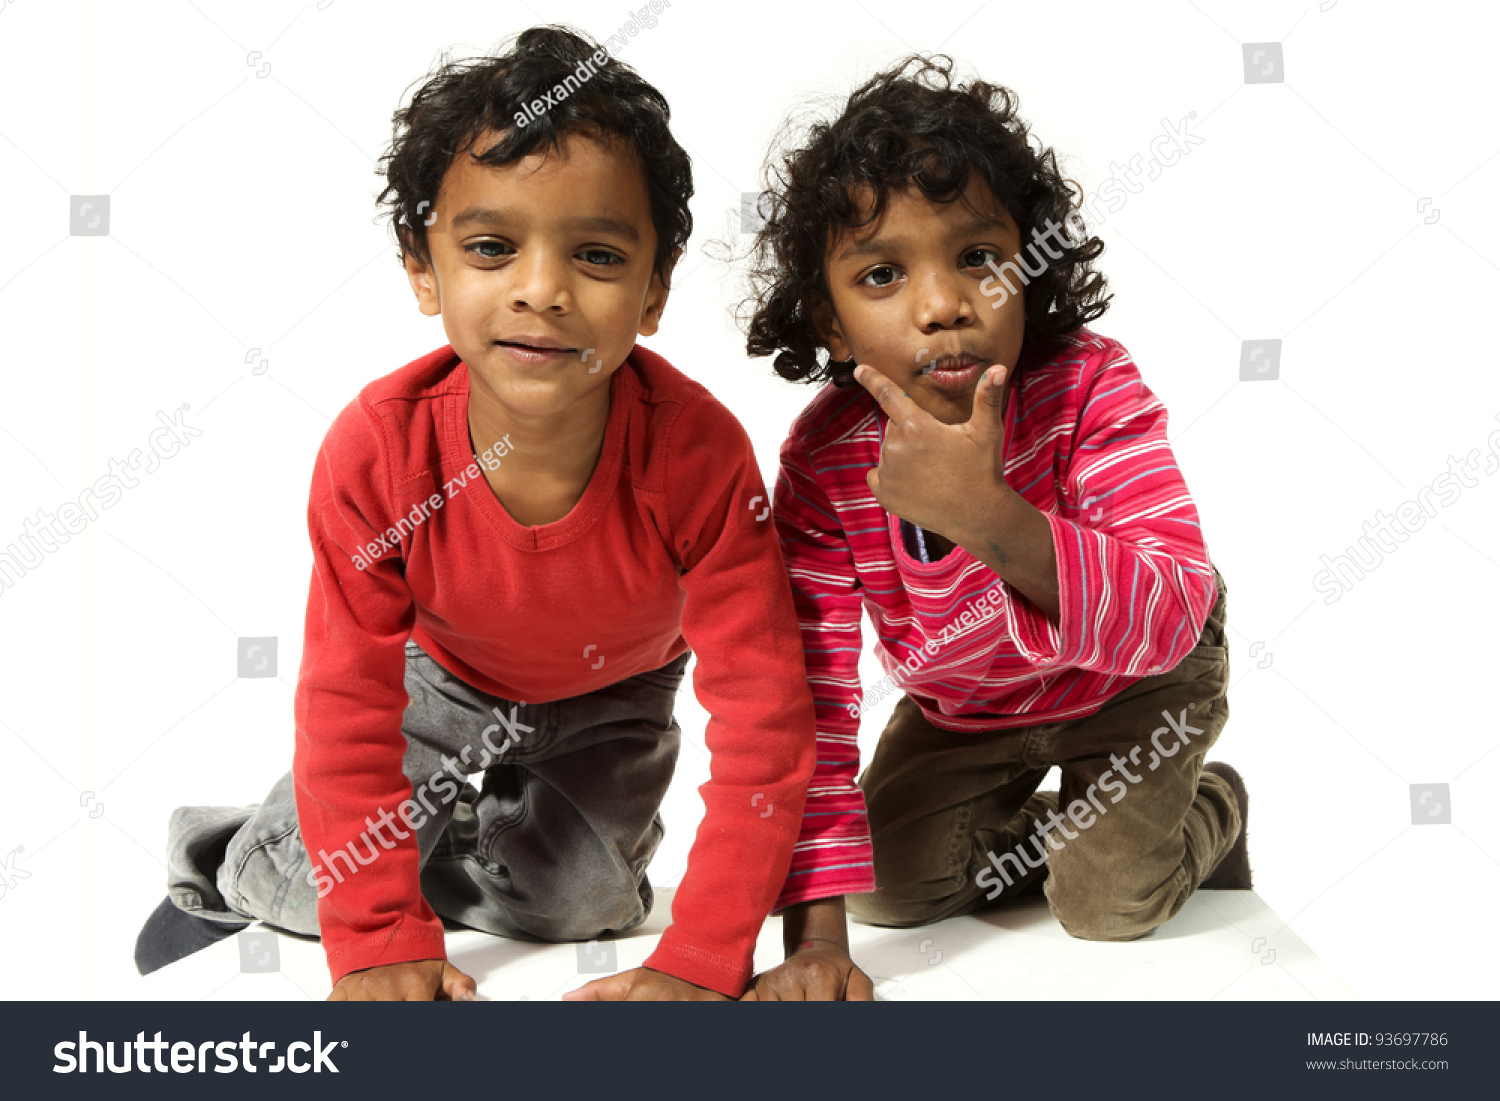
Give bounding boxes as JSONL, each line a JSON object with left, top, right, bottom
{"left": 164, "top": 640, "right": 688, "bottom": 944}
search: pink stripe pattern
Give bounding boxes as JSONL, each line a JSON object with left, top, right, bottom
{"left": 770, "top": 328, "right": 1218, "bottom": 911}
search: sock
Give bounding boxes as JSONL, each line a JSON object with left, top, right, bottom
{"left": 134, "top": 895, "right": 249, "bottom": 975}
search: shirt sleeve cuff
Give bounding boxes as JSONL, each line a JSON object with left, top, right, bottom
{"left": 322, "top": 919, "right": 449, "bottom": 986}
{"left": 1003, "top": 510, "right": 1079, "bottom": 668}
{"left": 772, "top": 864, "right": 878, "bottom": 913}
{"left": 643, "top": 928, "right": 754, "bottom": 998}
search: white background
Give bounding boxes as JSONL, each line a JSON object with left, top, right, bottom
{"left": 0, "top": 0, "right": 1496, "bottom": 1000}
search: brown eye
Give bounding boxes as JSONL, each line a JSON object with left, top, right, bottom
{"left": 465, "top": 241, "right": 513, "bottom": 260}
{"left": 578, "top": 249, "right": 625, "bottom": 268}
{"left": 859, "top": 265, "right": 899, "bottom": 287}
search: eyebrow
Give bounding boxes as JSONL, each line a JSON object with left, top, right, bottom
{"left": 566, "top": 215, "right": 641, "bottom": 242}
{"left": 448, "top": 207, "right": 641, "bottom": 242}
{"left": 954, "top": 211, "right": 1009, "bottom": 237}
{"left": 836, "top": 235, "right": 902, "bottom": 262}
{"left": 834, "top": 210, "right": 1010, "bottom": 263}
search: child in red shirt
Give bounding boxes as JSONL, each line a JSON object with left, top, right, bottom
{"left": 135, "top": 26, "right": 816, "bottom": 1001}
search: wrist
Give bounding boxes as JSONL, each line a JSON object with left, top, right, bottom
{"left": 781, "top": 896, "right": 851, "bottom": 957}
{"left": 794, "top": 936, "right": 848, "bottom": 953}
{"left": 948, "top": 478, "right": 1019, "bottom": 551}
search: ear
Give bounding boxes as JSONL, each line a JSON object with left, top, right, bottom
{"left": 403, "top": 239, "right": 441, "bottom": 318}
{"left": 637, "top": 248, "right": 682, "bottom": 338}
{"left": 809, "top": 296, "right": 852, "bottom": 363}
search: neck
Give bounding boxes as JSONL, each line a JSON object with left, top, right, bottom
{"left": 466, "top": 375, "right": 613, "bottom": 481}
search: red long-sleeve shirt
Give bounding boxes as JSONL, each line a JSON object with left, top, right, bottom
{"left": 291, "top": 342, "right": 816, "bottom": 996}
{"left": 770, "top": 328, "right": 1218, "bottom": 910}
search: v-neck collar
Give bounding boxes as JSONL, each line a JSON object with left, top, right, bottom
{"left": 443, "top": 352, "right": 634, "bottom": 552}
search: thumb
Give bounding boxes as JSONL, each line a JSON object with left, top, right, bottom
{"left": 439, "top": 962, "right": 477, "bottom": 1001}
{"left": 968, "top": 365, "right": 1008, "bottom": 440}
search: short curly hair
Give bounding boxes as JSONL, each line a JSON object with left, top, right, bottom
{"left": 742, "top": 54, "right": 1111, "bottom": 386}
{"left": 374, "top": 24, "right": 692, "bottom": 282}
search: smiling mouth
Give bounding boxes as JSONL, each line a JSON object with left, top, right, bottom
{"left": 495, "top": 338, "right": 576, "bottom": 353}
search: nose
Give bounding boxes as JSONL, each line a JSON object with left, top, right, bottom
{"left": 508, "top": 247, "right": 572, "bottom": 314}
{"left": 913, "top": 268, "right": 974, "bottom": 334}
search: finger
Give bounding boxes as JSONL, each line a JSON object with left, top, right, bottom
{"left": 739, "top": 982, "right": 759, "bottom": 1002}
{"left": 968, "top": 364, "right": 1008, "bottom": 440}
{"left": 440, "top": 963, "right": 478, "bottom": 1002}
{"left": 562, "top": 971, "right": 634, "bottom": 1001}
{"left": 846, "top": 966, "right": 877, "bottom": 1002}
{"left": 804, "top": 970, "right": 843, "bottom": 1002}
{"left": 852, "top": 364, "right": 921, "bottom": 425}
{"left": 626, "top": 980, "right": 668, "bottom": 1002}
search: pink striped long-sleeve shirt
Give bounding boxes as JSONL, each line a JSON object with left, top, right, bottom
{"left": 769, "top": 327, "right": 1218, "bottom": 911}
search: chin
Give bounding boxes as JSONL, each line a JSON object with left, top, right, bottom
{"left": 496, "top": 383, "right": 580, "bottom": 413}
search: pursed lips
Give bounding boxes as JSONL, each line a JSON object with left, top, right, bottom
{"left": 917, "top": 352, "right": 985, "bottom": 375}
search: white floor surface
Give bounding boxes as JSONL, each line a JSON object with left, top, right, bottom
{"left": 132, "top": 887, "right": 1354, "bottom": 1002}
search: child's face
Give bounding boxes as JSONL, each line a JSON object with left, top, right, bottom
{"left": 405, "top": 129, "right": 671, "bottom": 419}
{"left": 817, "top": 175, "right": 1027, "bottom": 426}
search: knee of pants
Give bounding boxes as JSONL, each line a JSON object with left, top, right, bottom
{"left": 508, "top": 871, "right": 647, "bottom": 942}
{"left": 845, "top": 889, "right": 947, "bottom": 929}
{"left": 1046, "top": 874, "right": 1168, "bottom": 943}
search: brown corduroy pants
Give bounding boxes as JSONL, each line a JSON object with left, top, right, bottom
{"left": 847, "top": 567, "right": 1241, "bottom": 942}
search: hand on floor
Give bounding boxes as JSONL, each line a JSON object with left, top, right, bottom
{"left": 740, "top": 942, "right": 875, "bottom": 1001}
{"left": 563, "top": 966, "right": 729, "bottom": 1001}
{"left": 327, "top": 959, "right": 477, "bottom": 1001}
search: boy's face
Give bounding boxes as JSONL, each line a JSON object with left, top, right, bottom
{"left": 816, "top": 175, "right": 1027, "bottom": 426}
{"left": 405, "top": 128, "right": 671, "bottom": 419}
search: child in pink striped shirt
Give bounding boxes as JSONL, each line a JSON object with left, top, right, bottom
{"left": 736, "top": 55, "right": 1250, "bottom": 1002}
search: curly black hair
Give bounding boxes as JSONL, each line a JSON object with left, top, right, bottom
{"left": 742, "top": 54, "right": 1111, "bottom": 386}
{"left": 374, "top": 24, "right": 692, "bottom": 282}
